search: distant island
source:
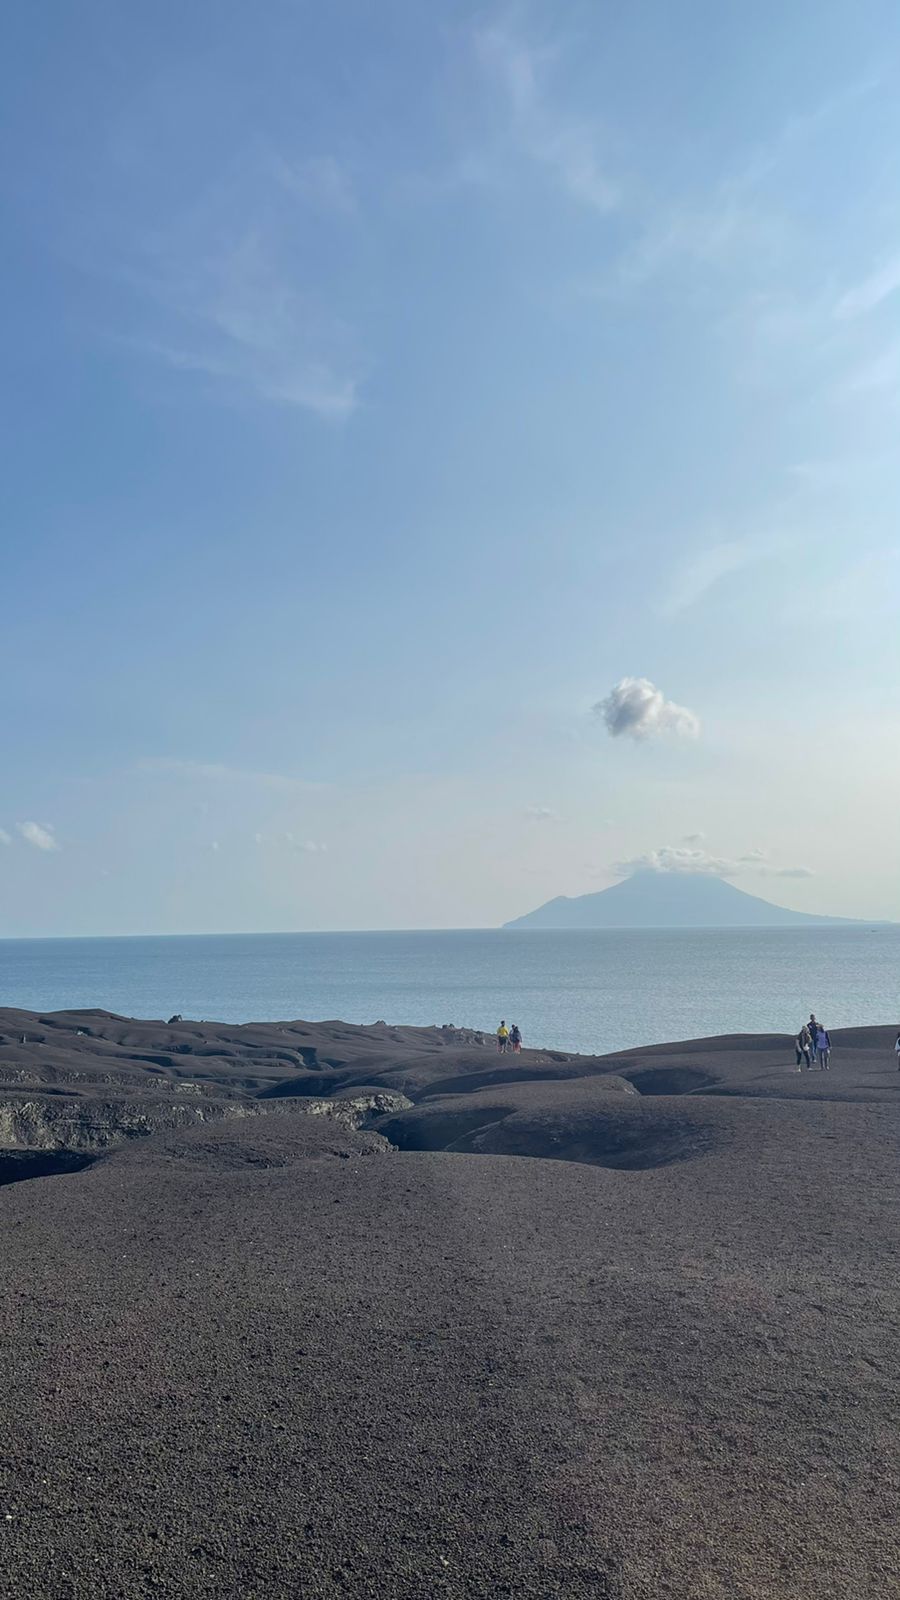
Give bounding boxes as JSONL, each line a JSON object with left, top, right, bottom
{"left": 503, "top": 871, "right": 865, "bottom": 930}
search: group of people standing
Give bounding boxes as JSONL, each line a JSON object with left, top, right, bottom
{"left": 494, "top": 1014, "right": 898, "bottom": 1071}
{"left": 496, "top": 1021, "right": 522, "bottom": 1054}
{"left": 795, "top": 1014, "right": 831, "bottom": 1070}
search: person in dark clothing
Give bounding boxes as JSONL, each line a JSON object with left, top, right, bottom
{"left": 795, "top": 1024, "right": 812, "bottom": 1070}
{"left": 509, "top": 1024, "right": 522, "bottom": 1055}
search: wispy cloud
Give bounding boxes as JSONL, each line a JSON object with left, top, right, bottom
{"left": 835, "top": 252, "right": 900, "bottom": 319}
{"left": 272, "top": 153, "right": 357, "bottom": 217}
{"left": 788, "top": 453, "right": 892, "bottom": 492}
{"left": 254, "top": 830, "right": 328, "bottom": 853}
{"left": 621, "top": 75, "right": 878, "bottom": 290}
{"left": 473, "top": 23, "right": 618, "bottom": 212}
{"left": 77, "top": 95, "right": 363, "bottom": 423}
{"left": 134, "top": 230, "right": 361, "bottom": 420}
{"left": 615, "top": 846, "right": 734, "bottom": 877}
{"left": 659, "top": 540, "right": 755, "bottom": 616}
{"left": 0, "top": 828, "right": 10, "bottom": 846}
{"left": 595, "top": 678, "right": 700, "bottom": 741}
{"left": 149, "top": 336, "right": 359, "bottom": 420}
{"left": 739, "top": 848, "right": 813, "bottom": 879}
{"left": 621, "top": 196, "right": 784, "bottom": 287}
{"left": 18, "top": 821, "right": 59, "bottom": 852}
{"left": 800, "top": 547, "right": 900, "bottom": 621}
{"left": 761, "top": 865, "right": 813, "bottom": 879}
{"left": 841, "top": 340, "right": 900, "bottom": 396}
{"left": 138, "top": 758, "right": 321, "bottom": 793}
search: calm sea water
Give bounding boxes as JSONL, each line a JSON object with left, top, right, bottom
{"left": 1, "top": 927, "right": 898, "bottom": 1057}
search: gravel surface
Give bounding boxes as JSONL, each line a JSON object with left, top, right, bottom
{"left": 1, "top": 1011, "right": 899, "bottom": 1597}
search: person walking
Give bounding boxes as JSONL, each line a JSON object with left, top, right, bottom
{"left": 815, "top": 1024, "right": 831, "bottom": 1070}
{"left": 808, "top": 1014, "right": 819, "bottom": 1065}
{"left": 496, "top": 1021, "right": 510, "bottom": 1055}
{"left": 795, "top": 1024, "right": 812, "bottom": 1070}
{"left": 894, "top": 1029, "right": 900, "bottom": 1070}
{"left": 509, "top": 1023, "right": 522, "bottom": 1055}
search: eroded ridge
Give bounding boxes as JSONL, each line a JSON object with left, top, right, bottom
{"left": 1, "top": 1009, "right": 896, "bottom": 1178}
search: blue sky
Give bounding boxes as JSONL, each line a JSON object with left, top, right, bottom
{"left": 2, "top": 0, "right": 900, "bottom": 934}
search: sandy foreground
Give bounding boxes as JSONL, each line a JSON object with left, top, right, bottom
{"left": 0, "top": 1009, "right": 898, "bottom": 1599}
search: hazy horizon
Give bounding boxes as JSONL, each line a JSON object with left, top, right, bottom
{"left": 0, "top": 867, "right": 882, "bottom": 942}
{"left": 4, "top": 2, "right": 900, "bottom": 937}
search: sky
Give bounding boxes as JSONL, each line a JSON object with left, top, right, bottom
{"left": 2, "top": 0, "right": 900, "bottom": 935}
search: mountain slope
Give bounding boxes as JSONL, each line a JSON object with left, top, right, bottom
{"left": 503, "top": 872, "right": 859, "bottom": 929}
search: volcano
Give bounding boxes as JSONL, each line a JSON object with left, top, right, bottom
{"left": 503, "top": 870, "right": 861, "bottom": 929}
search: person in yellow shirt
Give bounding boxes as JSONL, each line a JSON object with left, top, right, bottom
{"left": 496, "top": 1021, "right": 510, "bottom": 1055}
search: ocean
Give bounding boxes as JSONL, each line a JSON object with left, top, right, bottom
{"left": 1, "top": 926, "right": 898, "bottom": 1057}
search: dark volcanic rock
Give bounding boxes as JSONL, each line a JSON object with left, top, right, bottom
{"left": 0, "top": 1147, "right": 97, "bottom": 1187}
{"left": 1, "top": 1009, "right": 900, "bottom": 1597}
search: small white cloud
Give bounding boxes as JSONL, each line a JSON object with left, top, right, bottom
{"left": 284, "top": 832, "right": 327, "bottom": 853}
{"left": 0, "top": 828, "right": 10, "bottom": 846}
{"left": 595, "top": 678, "right": 700, "bottom": 741}
{"left": 253, "top": 832, "right": 264, "bottom": 845}
{"left": 525, "top": 806, "right": 560, "bottom": 823}
{"left": 210, "top": 840, "right": 220, "bottom": 852}
{"left": 18, "top": 821, "right": 59, "bottom": 852}
{"left": 614, "top": 843, "right": 812, "bottom": 880}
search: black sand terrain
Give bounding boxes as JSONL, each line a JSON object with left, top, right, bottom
{"left": 1, "top": 1009, "right": 899, "bottom": 1598}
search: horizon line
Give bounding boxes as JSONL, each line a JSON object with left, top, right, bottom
{"left": 0, "top": 922, "right": 893, "bottom": 942}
